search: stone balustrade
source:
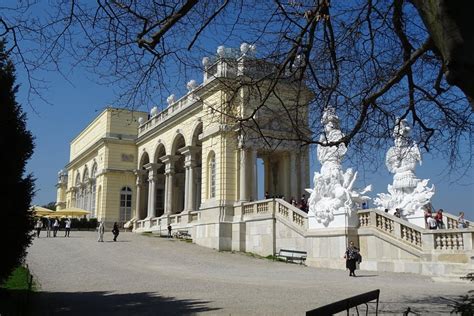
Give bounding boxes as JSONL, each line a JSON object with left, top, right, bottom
{"left": 138, "top": 92, "right": 201, "bottom": 136}
{"left": 358, "top": 209, "right": 473, "bottom": 252}
{"left": 240, "top": 198, "right": 308, "bottom": 229}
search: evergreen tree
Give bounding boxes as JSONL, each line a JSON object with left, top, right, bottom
{"left": 0, "top": 39, "right": 35, "bottom": 284}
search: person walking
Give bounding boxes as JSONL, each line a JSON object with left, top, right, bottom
{"left": 45, "top": 217, "right": 51, "bottom": 237}
{"left": 167, "top": 224, "right": 172, "bottom": 238}
{"left": 97, "top": 220, "right": 105, "bottom": 242}
{"left": 53, "top": 218, "right": 60, "bottom": 237}
{"left": 344, "top": 241, "right": 360, "bottom": 277}
{"left": 112, "top": 222, "right": 120, "bottom": 242}
{"left": 64, "top": 218, "right": 71, "bottom": 237}
{"left": 35, "top": 218, "right": 43, "bottom": 237}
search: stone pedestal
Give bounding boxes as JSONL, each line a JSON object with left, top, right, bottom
{"left": 308, "top": 211, "right": 359, "bottom": 229}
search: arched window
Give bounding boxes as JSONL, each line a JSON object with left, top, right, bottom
{"left": 120, "top": 187, "right": 132, "bottom": 222}
{"left": 208, "top": 152, "right": 216, "bottom": 198}
{"left": 90, "top": 163, "right": 98, "bottom": 216}
{"left": 74, "top": 172, "right": 81, "bottom": 208}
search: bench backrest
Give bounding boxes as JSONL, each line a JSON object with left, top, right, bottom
{"left": 306, "top": 289, "right": 380, "bottom": 315}
{"left": 279, "top": 249, "right": 307, "bottom": 257}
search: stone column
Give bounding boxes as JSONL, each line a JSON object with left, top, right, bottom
{"left": 144, "top": 163, "right": 160, "bottom": 218}
{"left": 289, "top": 152, "right": 297, "bottom": 199}
{"left": 249, "top": 148, "right": 257, "bottom": 201}
{"left": 179, "top": 146, "right": 198, "bottom": 212}
{"left": 134, "top": 170, "right": 146, "bottom": 220}
{"left": 300, "top": 152, "right": 308, "bottom": 197}
{"left": 239, "top": 148, "right": 249, "bottom": 201}
{"left": 161, "top": 155, "right": 178, "bottom": 215}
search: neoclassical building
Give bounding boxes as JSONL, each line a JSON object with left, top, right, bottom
{"left": 57, "top": 45, "right": 473, "bottom": 277}
{"left": 56, "top": 108, "right": 148, "bottom": 223}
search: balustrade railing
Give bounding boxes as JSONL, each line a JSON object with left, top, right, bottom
{"left": 400, "top": 224, "right": 422, "bottom": 248}
{"left": 358, "top": 209, "right": 473, "bottom": 252}
{"left": 257, "top": 202, "right": 268, "bottom": 214}
{"left": 434, "top": 232, "right": 464, "bottom": 250}
{"left": 240, "top": 199, "right": 307, "bottom": 229}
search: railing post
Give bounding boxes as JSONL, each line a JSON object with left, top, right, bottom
{"left": 422, "top": 232, "right": 435, "bottom": 252}
{"left": 369, "top": 211, "right": 377, "bottom": 228}
{"left": 462, "top": 232, "right": 473, "bottom": 251}
{"left": 393, "top": 221, "right": 402, "bottom": 238}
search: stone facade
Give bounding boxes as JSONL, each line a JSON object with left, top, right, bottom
{"left": 57, "top": 46, "right": 473, "bottom": 278}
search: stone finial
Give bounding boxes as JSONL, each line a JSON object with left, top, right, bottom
{"left": 217, "top": 45, "right": 225, "bottom": 58}
{"left": 187, "top": 80, "right": 197, "bottom": 91}
{"left": 167, "top": 94, "right": 176, "bottom": 106}
{"left": 202, "top": 57, "right": 210, "bottom": 67}
{"left": 150, "top": 106, "right": 158, "bottom": 117}
{"left": 138, "top": 117, "right": 144, "bottom": 125}
{"left": 240, "top": 42, "right": 250, "bottom": 55}
{"left": 240, "top": 42, "right": 256, "bottom": 57}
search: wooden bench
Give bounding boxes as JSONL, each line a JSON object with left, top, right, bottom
{"left": 275, "top": 249, "right": 307, "bottom": 264}
{"left": 173, "top": 230, "right": 191, "bottom": 239}
{"left": 460, "top": 272, "right": 474, "bottom": 281}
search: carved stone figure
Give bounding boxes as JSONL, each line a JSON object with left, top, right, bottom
{"left": 307, "top": 107, "right": 371, "bottom": 228}
{"left": 374, "top": 119, "right": 435, "bottom": 226}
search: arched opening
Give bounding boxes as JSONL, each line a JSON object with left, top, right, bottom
{"left": 191, "top": 122, "right": 203, "bottom": 210}
{"left": 82, "top": 166, "right": 90, "bottom": 212}
{"left": 90, "top": 163, "right": 98, "bottom": 217}
{"left": 172, "top": 134, "right": 186, "bottom": 213}
{"left": 154, "top": 144, "right": 166, "bottom": 217}
{"left": 138, "top": 152, "right": 150, "bottom": 220}
{"left": 74, "top": 171, "right": 81, "bottom": 208}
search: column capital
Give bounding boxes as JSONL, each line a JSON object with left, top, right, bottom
{"left": 160, "top": 155, "right": 180, "bottom": 174}
{"left": 159, "top": 154, "right": 180, "bottom": 164}
{"left": 178, "top": 145, "right": 200, "bottom": 157}
{"left": 143, "top": 162, "right": 162, "bottom": 172}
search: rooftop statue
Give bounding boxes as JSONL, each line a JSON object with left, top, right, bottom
{"left": 374, "top": 119, "right": 435, "bottom": 225}
{"left": 307, "top": 107, "right": 371, "bottom": 228}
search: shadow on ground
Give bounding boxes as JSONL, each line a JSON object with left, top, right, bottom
{"left": 29, "top": 291, "right": 220, "bottom": 315}
{"left": 378, "top": 294, "right": 464, "bottom": 315}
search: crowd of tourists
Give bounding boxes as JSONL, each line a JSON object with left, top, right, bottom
{"left": 264, "top": 192, "right": 309, "bottom": 213}
{"left": 34, "top": 217, "right": 71, "bottom": 238}
{"left": 423, "top": 208, "right": 469, "bottom": 230}
{"left": 34, "top": 217, "right": 121, "bottom": 242}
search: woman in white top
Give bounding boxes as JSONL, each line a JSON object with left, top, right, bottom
{"left": 64, "top": 218, "right": 71, "bottom": 237}
{"left": 458, "top": 212, "right": 468, "bottom": 229}
{"left": 35, "top": 218, "right": 43, "bottom": 237}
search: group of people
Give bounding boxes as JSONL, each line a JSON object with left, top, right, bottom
{"left": 424, "top": 208, "right": 469, "bottom": 230}
{"left": 35, "top": 217, "right": 71, "bottom": 238}
{"left": 97, "top": 221, "right": 120, "bottom": 242}
{"left": 264, "top": 192, "right": 309, "bottom": 213}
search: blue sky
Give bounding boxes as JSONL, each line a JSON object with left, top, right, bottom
{"left": 19, "top": 62, "right": 474, "bottom": 219}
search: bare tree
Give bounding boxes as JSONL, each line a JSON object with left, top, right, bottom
{"left": 1, "top": 0, "right": 472, "bottom": 170}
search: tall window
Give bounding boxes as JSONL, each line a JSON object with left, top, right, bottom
{"left": 209, "top": 153, "right": 216, "bottom": 198}
{"left": 90, "top": 163, "right": 97, "bottom": 216}
{"left": 120, "top": 187, "right": 132, "bottom": 222}
{"left": 74, "top": 172, "right": 81, "bottom": 207}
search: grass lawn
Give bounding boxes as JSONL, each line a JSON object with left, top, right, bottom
{"left": 0, "top": 266, "right": 35, "bottom": 315}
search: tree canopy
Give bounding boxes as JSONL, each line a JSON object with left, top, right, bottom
{"left": 0, "top": 1, "right": 472, "bottom": 169}
{"left": 0, "top": 39, "right": 35, "bottom": 284}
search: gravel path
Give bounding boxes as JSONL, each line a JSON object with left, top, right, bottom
{"left": 27, "top": 231, "right": 472, "bottom": 315}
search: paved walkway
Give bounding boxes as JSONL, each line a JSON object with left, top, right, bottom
{"left": 27, "top": 231, "right": 471, "bottom": 315}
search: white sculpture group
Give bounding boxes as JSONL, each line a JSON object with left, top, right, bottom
{"left": 374, "top": 119, "right": 435, "bottom": 224}
{"left": 308, "top": 109, "right": 434, "bottom": 229}
{"left": 307, "top": 108, "right": 371, "bottom": 228}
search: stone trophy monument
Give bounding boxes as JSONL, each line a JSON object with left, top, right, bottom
{"left": 307, "top": 107, "right": 371, "bottom": 229}
{"left": 374, "top": 119, "right": 435, "bottom": 227}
